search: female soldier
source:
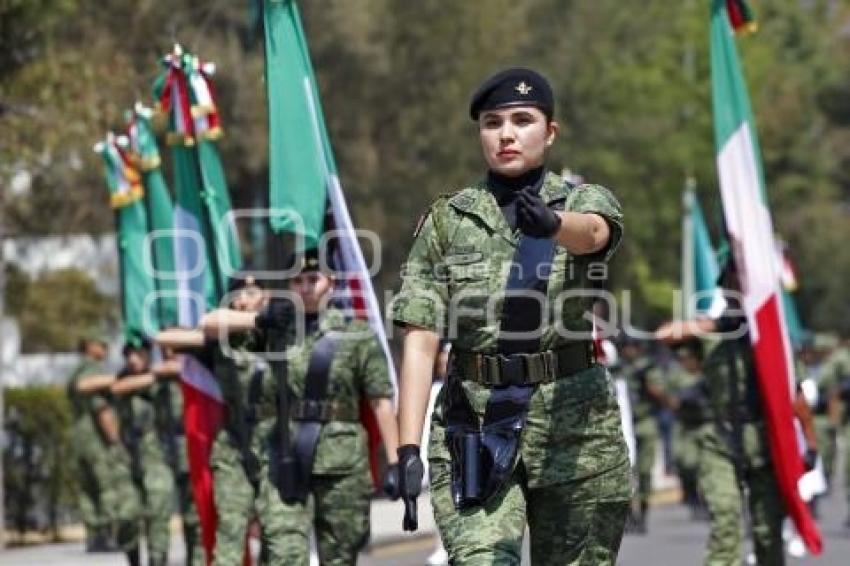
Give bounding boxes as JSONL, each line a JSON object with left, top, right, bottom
{"left": 201, "top": 249, "right": 400, "bottom": 565}
{"left": 392, "top": 67, "right": 630, "bottom": 565}
{"left": 111, "top": 339, "right": 175, "bottom": 566}
{"left": 157, "top": 276, "right": 273, "bottom": 564}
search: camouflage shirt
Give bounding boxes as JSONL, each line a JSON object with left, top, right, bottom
{"left": 666, "top": 366, "right": 707, "bottom": 427}
{"left": 395, "top": 172, "right": 630, "bottom": 493}
{"left": 114, "top": 369, "right": 169, "bottom": 466}
{"left": 259, "top": 307, "right": 393, "bottom": 475}
{"left": 67, "top": 358, "right": 110, "bottom": 420}
{"left": 392, "top": 171, "right": 623, "bottom": 350}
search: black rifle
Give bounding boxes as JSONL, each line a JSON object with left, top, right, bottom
{"left": 267, "top": 239, "right": 299, "bottom": 502}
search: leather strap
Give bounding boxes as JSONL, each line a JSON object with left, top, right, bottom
{"left": 292, "top": 332, "right": 341, "bottom": 497}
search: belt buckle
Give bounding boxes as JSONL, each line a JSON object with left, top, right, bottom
{"left": 498, "top": 354, "right": 526, "bottom": 387}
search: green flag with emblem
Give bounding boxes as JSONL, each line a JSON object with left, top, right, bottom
{"left": 126, "top": 104, "right": 179, "bottom": 328}
{"left": 96, "top": 133, "right": 155, "bottom": 341}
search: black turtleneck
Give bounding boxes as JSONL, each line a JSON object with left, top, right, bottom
{"left": 487, "top": 165, "right": 546, "bottom": 230}
{"left": 304, "top": 312, "right": 320, "bottom": 335}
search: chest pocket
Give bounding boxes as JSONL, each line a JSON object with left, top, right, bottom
{"left": 445, "top": 251, "right": 486, "bottom": 282}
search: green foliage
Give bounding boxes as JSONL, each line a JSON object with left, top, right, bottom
{"left": 3, "top": 386, "right": 75, "bottom": 540}
{"left": 0, "top": 0, "right": 848, "bottom": 332}
{"left": 6, "top": 268, "right": 117, "bottom": 353}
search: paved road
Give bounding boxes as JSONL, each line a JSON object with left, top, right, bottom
{"left": 2, "top": 476, "right": 849, "bottom": 565}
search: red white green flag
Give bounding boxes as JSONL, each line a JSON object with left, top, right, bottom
{"left": 262, "top": 0, "right": 397, "bottom": 487}
{"left": 710, "top": 0, "right": 821, "bottom": 553}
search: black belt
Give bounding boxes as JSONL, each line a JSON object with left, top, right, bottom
{"left": 291, "top": 399, "right": 359, "bottom": 422}
{"left": 452, "top": 342, "right": 596, "bottom": 387}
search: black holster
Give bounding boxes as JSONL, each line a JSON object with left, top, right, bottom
{"left": 445, "top": 377, "right": 532, "bottom": 510}
{"left": 278, "top": 451, "right": 303, "bottom": 503}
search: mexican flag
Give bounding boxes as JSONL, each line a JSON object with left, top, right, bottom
{"left": 126, "top": 104, "right": 179, "bottom": 328}
{"left": 263, "top": 0, "right": 397, "bottom": 486}
{"left": 710, "top": 0, "right": 821, "bottom": 553}
{"left": 154, "top": 45, "right": 240, "bottom": 564}
{"left": 95, "top": 133, "right": 155, "bottom": 341}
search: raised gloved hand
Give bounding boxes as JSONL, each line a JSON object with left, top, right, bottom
{"left": 516, "top": 187, "right": 561, "bottom": 238}
{"left": 383, "top": 463, "right": 401, "bottom": 500}
{"left": 803, "top": 447, "right": 818, "bottom": 472}
{"left": 397, "top": 444, "right": 424, "bottom": 531}
{"left": 254, "top": 298, "right": 293, "bottom": 331}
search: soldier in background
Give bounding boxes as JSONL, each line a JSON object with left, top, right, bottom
{"left": 201, "top": 250, "right": 400, "bottom": 564}
{"left": 816, "top": 334, "right": 850, "bottom": 527}
{"left": 67, "top": 336, "right": 121, "bottom": 552}
{"left": 152, "top": 347, "right": 204, "bottom": 565}
{"left": 620, "top": 338, "right": 667, "bottom": 533}
{"left": 800, "top": 333, "right": 841, "bottom": 491}
{"left": 111, "top": 339, "right": 175, "bottom": 566}
{"left": 665, "top": 338, "right": 708, "bottom": 519}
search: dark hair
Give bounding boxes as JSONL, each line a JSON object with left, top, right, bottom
{"left": 122, "top": 336, "right": 152, "bottom": 358}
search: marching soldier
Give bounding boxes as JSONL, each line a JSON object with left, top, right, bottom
{"left": 67, "top": 336, "right": 126, "bottom": 552}
{"left": 620, "top": 338, "right": 666, "bottom": 533}
{"left": 111, "top": 338, "right": 175, "bottom": 566}
{"left": 666, "top": 338, "right": 709, "bottom": 519}
{"left": 201, "top": 250, "right": 400, "bottom": 565}
{"left": 392, "top": 67, "right": 630, "bottom": 564}
{"left": 657, "top": 259, "right": 818, "bottom": 566}
{"left": 816, "top": 335, "right": 850, "bottom": 526}
{"left": 151, "top": 348, "right": 205, "bottom": 566}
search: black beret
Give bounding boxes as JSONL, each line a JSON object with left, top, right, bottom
{"left": 469, "top": 67, "right": 554, "bottom": 121}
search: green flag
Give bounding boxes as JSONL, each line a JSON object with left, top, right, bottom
{"left": 96, "top": 133, "right": 155, "bottom": 341}
{"left": 263, "top": 0, "right": 336, "bottom": 245}
{"left": 154, "top": 45, "right": 242, "bottom": 324}
{"left": 682, "top": 182, "right": 721, "bottom": 314}
{"left": 126, "top": 104, "right": 179, "bottom": 328}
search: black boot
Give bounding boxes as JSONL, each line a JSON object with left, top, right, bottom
{"left": 126, "top": 547, "right": 141, "bottom": 566}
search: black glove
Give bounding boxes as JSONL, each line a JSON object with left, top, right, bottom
{"left": 397, "top": 444, "right": 424, "bottom": 532}
{"left": 516, "top": 187, "right": 561, "bottom": 238}
{"left": 383, "top": 463, "right": 401, "bottom": 500}
{"left": 254, "top": 298, "right": 293, "bottom": 331}
{"left": 803, "top": 448, "right": 818, "bottom": 472}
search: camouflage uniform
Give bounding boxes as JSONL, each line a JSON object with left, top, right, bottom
{"left": 114, "top": 372, "right": 176, "bottom": 566}
{"left": 154, "top": 379, "right": 204, "bottom": 566}
{"left": 393, "top": 172, "right": 630, "bottom": 565}
{"left": 818, "top": 345, "right": 850, "bottom": 517}
{"left": 67, "top": 358, "right": 137, "bottom": 547}
{"left": 698, "top": 337, "right": 784, "bottom": 566}
{"left": 666, "top": 367, "right": 707, "bottom": 509}
{"left": 210, "top": 333, "right": 272, "bottom": 565}
{"left": 255, "top": 308, "right": 393, "bottom": 565}
{"left": 622, "top": 357, "right": 663, "bottom": 518}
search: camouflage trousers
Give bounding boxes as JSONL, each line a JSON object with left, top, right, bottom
{"left": 813, "top": 415, "right": 836, "bottom": 484}
{"left": 633, "top": 417, "right": 658, "bottom": 506}
{"left": 698, "top": 426, "right": 784, "bottom": 566}
{"left": 73, "top": 430, "right": 113, "bottom": 536}
{"left": 430, "top": 459, "right": 629, "bottom": 565}
{"left": 673, "top": 423, "right": 702, "bottom": 505}
{"left": 74, "top": 431, "right": 137, "bottom": 543}
{"left": 123, "top": 459, "right": 175, "bottom": 566}
{"left": 212, "top": 435, "right": 263, "bottom": 565}
{"left": 256, "top": 460, "right": 373, "bottom": 566}
{"left": 175, "top": 471, "right": 204, "bottom": 566}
